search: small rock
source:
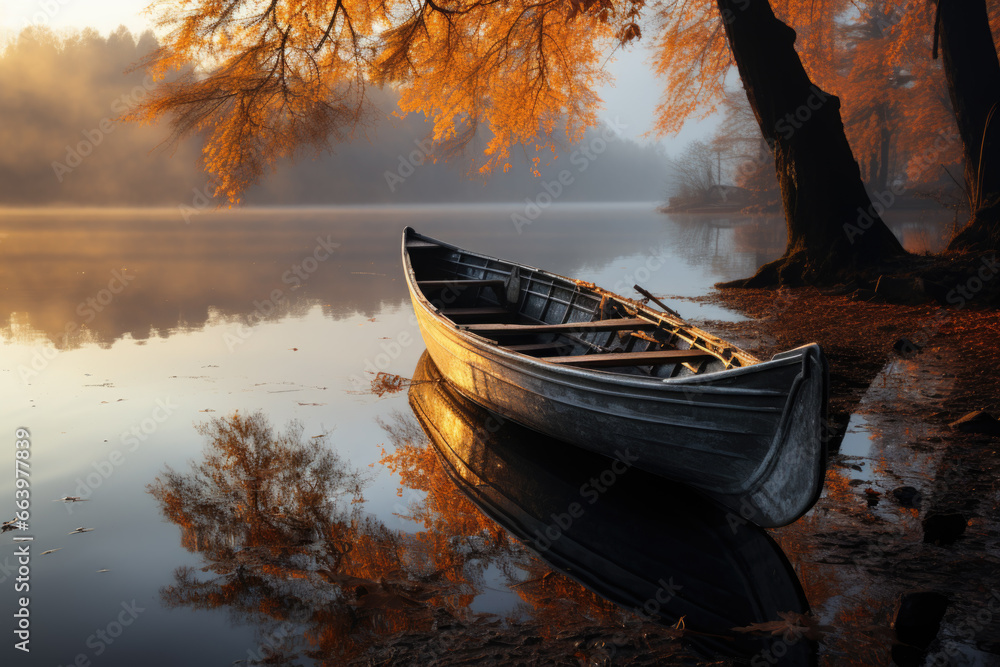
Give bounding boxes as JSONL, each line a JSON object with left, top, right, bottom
{"left": 890, "top": 643, "right": 926, "bottom": 667}
{"left": 864, "top": 488, "right": 881, "bottom": 507}
{"left": 848, "top": 478, "right": 866, "bottom": 487}
{"left": 891, "top": 486, "right": 922, "bottom": 508}
{"left": 922, "top": 512, "right": 967, "bottom": 545}
{"left": 949, "top": 410, "right": 1000, "bottom": 436}
{"left": 893, "top": 591, "right": 949, "bottom": 651}
{"left": 892, "top": 337, "right": 923, "bottom": 358}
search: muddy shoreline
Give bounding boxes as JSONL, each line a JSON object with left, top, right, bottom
{"left": 696, "top": 288, "right": 1000, "bottom": 666}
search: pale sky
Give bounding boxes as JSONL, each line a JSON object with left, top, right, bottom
{"left": 1, "top": 0, "right": 718, "bottom": 152}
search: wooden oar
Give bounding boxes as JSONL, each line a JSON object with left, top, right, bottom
{"left": 634, "top": 284, "right": 683, "bottom": 319}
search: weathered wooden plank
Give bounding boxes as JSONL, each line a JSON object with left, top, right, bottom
{"left": 504, "top": 341, "right": 574, "bottom": 354}
{"left": 541, "top": 349, "right": 713, "bottom": 368}
{"left": 418, "top": 279, "right": 505, "bottom": 290}
{"left": 440, "top": 307, "right": 512, "bottom": 318}
{"left": 463, "top": 318, "right": 656, "bottom": 335}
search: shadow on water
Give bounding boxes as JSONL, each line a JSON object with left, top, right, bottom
{"left": 408, "top": 351, "right": 818, "bottom": 665}
{"left": 148, "top": 360, "right": 818, "bottom": 665}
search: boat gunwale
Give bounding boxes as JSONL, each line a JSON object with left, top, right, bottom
{"left": 401, "top": 227, "right": 786, "bottom": 388}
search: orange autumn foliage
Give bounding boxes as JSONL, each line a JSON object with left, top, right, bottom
{"left": 135, "top": 0, "right": 625, "bottom": 201}
{"left": 135, "top": 0, "right": 998, "bottom": 201}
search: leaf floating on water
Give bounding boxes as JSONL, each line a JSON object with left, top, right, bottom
{"left": 733, "top": 611, "right": 833, "bottom": 642}
{"left": 370, "top": 372, "right": 411, "bottom": 398}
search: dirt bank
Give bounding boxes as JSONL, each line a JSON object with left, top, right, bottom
{"left": 687, "top": 287, "right": 1000, "bottom": 666}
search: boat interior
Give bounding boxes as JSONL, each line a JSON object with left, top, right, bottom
{"left": 406, "top": 233, "right": 755, "bottom": 379}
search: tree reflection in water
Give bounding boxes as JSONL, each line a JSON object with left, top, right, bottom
{"left": 150, "top": 410, "right": 685, "bottom": 665}
{"left": 149, "top": 411, "right": 443, "bottom": 664}
{"left": 376, "top": 409, "right": 631, "bottom": 629}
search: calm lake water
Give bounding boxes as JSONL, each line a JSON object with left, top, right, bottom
{"left": 0, "top": 204, "right": 954, "bottom": 665}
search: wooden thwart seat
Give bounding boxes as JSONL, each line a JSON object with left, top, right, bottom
{"left": 541, "top": 349, "right": 713, "bottom": 368}
{"left": 463, "top": 317, "right": 657, "bottom": 335}
{"left": 418, "top": 279, "right": 505, "bottom": 290}
{"left": 440, "top": 307, "right": 512, "bottom": 318}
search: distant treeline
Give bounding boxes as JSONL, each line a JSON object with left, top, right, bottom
{"left": 0, "top": 27, "right": 669, "bottom": 207}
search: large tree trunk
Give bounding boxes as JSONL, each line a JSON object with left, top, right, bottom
{"left": 717, "top": 0, "right": 906, "bottom": 286}
{"left": 937, "top": 0, "right": 1000, "bottom": 252}
{"left": 875, "top": 106, "right": 891, "bottom": 194}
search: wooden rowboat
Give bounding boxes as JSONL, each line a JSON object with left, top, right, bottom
{"left": 402, "top": 227, "right": 828, "bottom": 527}
{"left": 409, "top": 350, "right": 814, "bottom": 663}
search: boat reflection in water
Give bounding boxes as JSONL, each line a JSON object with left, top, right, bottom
{"left": 409, "top": 351, "right": 815, "bottom": 664}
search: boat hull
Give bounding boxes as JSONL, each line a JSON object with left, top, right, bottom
{"left": 408, "top": 351, "right": 814, "bottom": 663}
{"left": 402, "top": 228, "right": 828, "bottom": 527}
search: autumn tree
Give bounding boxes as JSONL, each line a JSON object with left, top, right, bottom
{"left": 135, "top": 0, "right": 922, "bottom": 283}
{"left": 666, "top": 139, "right": 720, "bottom": 209}
{"left": 705, "top": 86, "right": 780, "bottom": 212}
{"left": 835, "top": 2, "right": 960, "bottom": 196}
{"left": 713, "top": 0, "right": 906, "bottom": 284}
{"left": 935, "top": 0, "right": 1000, "bottom": 251}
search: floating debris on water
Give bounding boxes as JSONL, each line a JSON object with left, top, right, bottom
{"left": 54, "top": 496, "right": 88, "bottom": 503}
